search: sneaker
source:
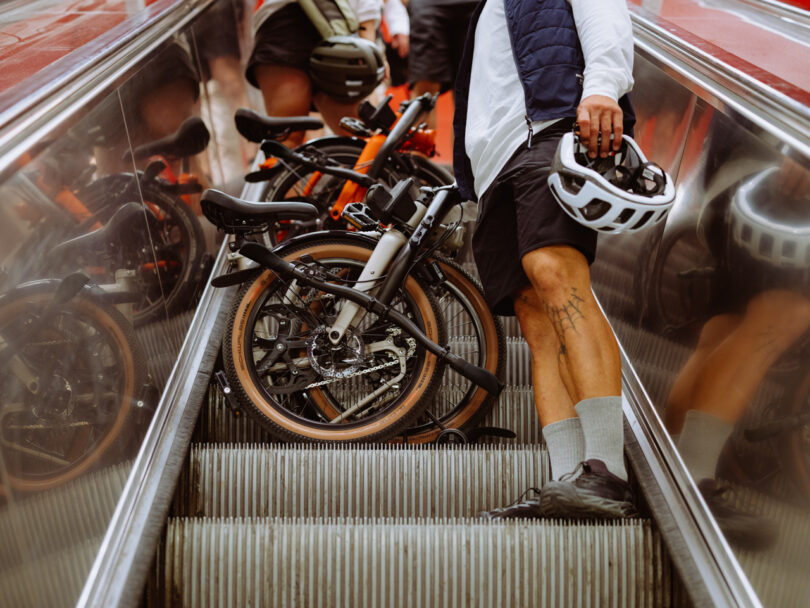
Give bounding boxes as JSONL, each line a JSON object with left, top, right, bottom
{"left": 540, "top": 459, "right": 638, "bottom": 519}
{"left": 478, "top": 487, "right": 543, "bottom": 520}
{"left": 698, "top": 479, "right": 776, "bottom": 551}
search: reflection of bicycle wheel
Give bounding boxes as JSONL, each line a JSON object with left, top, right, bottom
{"left": 398, "top": 256, "right": 505, "bottom": 443}
{"left": 78, "top": 175, "right": 207, "bottom": 326}
{"left": 786, "top": 370, "right": 810, "bottom": 503}
{"left": 636, "top": 224, "right": 715, "bottom": 335}
{"left": 223, "top": 239, "right": 445, "bottom": 443}
{"left": 0, "top": 281, "right": 147, "bottom": 493}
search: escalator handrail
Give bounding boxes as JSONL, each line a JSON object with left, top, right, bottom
{"left": 0, "top": 0, "right": 217, "bottom": 184}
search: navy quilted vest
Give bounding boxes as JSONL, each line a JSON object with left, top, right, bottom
{"left": 452, "top": 0, "right": 635, "bottom": 201}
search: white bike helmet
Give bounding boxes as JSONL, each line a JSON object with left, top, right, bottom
{"left": 548, "top": 131, "right": 676, "bottom": 234}
{"left": 730, "top": 166, "right": 810, "bottom": 268}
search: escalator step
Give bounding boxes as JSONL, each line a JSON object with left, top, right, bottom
{"left": 483, "top": 386, "right": 543, "bottom": 445}
{"left": 174, "top": 445, "right": 549, "bottom": 518}
{"left": 505, "top": 338, "right": 532, "bottom": 387}
{"left": 194, "top": 384, "right": 543, "bottom": 446}
{"left": 162, "top": 518, "right": 688, "bottom": 608}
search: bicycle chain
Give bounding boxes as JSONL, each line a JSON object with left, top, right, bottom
{"left": 304, "top": 334, "right": 417, "bottom": 389}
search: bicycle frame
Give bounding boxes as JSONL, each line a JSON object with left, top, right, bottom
{"left": 255, "top": 95, "right": 437, "bottom": 220}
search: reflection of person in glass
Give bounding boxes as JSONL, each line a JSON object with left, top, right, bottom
{"left": 666, "top": 159, "right": 810, "bottom": 549}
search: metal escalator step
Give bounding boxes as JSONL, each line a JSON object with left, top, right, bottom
{"left": 484, "top": 386, "right": 542, "bottom": 445}
{"left": 195, "top": 383, "right": 542, "bottom": 445}
{"left": 163, "top": 517, "right": 687, "bottom": 608}
{"left": 498, "top": 315, "right": 522, "bottom": 339}
{"left": 174, "top": 445, "right": 549, "bottom": 518}
{"left": 505, "top": 337, "right": 532, "bottom": 387}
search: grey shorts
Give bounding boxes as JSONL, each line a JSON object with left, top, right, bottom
{"left": 472, "top": 118, "right": 597, "bottom": 316}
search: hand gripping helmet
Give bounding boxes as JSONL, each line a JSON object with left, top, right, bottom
{"left": 730, "top": 166, "right": 810, "bottom": 268}
{"left": 548, "top": 131, "right": 676, "bottom": 234}
{"left": 309, "top": 36, "right": 385, "bottom": 102}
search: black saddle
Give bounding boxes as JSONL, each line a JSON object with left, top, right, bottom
{"left": 131, "top": 116, "right": 211, "bottom": 161}
{"left": 201, "top": 189, "right": 318, "bottom": 233}
{"left": 235, "top": 108, "right": 324, "bottom": 143}
{"left": 49, "top": 202, "right": 144, "bottom": 260}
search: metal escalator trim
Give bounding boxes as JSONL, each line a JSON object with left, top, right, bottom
{"left": 629, "top": 8, "right": 810, "bottom": 162}
{"left": 0, "top": 0, "right": 218, "bottom": 184}
{"left": 619, "top": 341, "right": 763, "bottom": 608}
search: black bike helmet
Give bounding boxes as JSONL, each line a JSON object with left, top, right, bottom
{"left": 309, "top": 36, "right": 385, "bottom": 102}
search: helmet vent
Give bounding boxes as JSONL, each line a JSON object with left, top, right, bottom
{"left": 561, "top": 173, "right": 585, "bottom": 194}
{"left": 630, "top": 211, "right": 654, "bottom": 231}
{"left": 759, "top": 233, "right": 774, "bottom": 256}
{"left": 741, "top": 224, "right": 753, "bottom": 243}
{"left": 616, "top": 208, "right": 634, "bottom": 224}
{"left": 583, "top": 199, "right": 610, "bottom": 220}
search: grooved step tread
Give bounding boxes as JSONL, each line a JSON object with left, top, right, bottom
{"left": 175, "top": 445, "right": 551, "bottom": 518}
{"left": 161, "top": 517, "right": 688, "bottom": 608}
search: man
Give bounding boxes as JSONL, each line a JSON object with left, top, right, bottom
{"left": 453, "top": 0, "right": 638, "bottom": 519}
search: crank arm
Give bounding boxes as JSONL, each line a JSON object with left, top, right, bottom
{"left": 240, "top": 242, "right": 503, "bottom": 396}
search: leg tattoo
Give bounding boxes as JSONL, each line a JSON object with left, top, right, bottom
{"left": 545, "top": 288, "right": 586, "bottom": 356}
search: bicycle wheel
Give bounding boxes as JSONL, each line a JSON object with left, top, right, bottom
{"left": 223, "top": 238, "right": 446, "bottom": 443}
{"left": 398, "top": 256, "right": 505, "bottom": 443}
{"left": 0, "top": 281, "right": 148, "bottom": 493}
{"left": 78, "top": 175, "right": 208, "bottom": 326}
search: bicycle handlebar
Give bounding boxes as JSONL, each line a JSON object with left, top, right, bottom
{"left": 261, "top": 139, "right": 377, "bottom": 188}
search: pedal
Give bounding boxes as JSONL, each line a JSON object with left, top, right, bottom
{"left": 466, "top": 426, "right": 517, "bottom": 443}
{"left": 342, "top": 203, "right": 378, "bottom": 231}
{"left": 435, "top": 428, "right": 469, "bottom": 445}
{"left": 214, "top": 370, "right": 241, "bottom": 416}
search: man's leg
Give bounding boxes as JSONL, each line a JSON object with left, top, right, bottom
{"left": 254, "top": 64, "right": 312, "bottom": 148}
{"left": 513, "top": 285, "right": 583, "bottom": 482}
{"left": 518, "top": 245, "right": 635, "bottom": 518}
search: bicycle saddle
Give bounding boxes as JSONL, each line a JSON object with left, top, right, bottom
{"left": 235, "top": 108, "right": 324, "bottom": 143}
{"left": 201, "top": 189, "right": 318, "bottom": 233}
{"left": 130, "top": 116, "right": 211, "bottom": 161}
{"left": 48, "top": 202, "right": 144, "bottom": 261}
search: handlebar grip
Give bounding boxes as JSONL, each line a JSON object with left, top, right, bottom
{"left": 239, "top": 242, "right": 291, "bottom": 274}
{"left": 444, "top": 351, "right": 503, "bottom": 396}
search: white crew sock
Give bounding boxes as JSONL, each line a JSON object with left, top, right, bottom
{"left": 542, "top": 417, "right": 586, "bottom": 480}
{"left": 575, "top": 396, "right": 627, "bottom": 481}
{"left": 676, "top": 409, "right": 734, "bottom": 482}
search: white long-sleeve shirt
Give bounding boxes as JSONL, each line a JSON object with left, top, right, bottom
{"left": 253, "top": 0, "right": 381, "bottom": 36}
{"left": 465, "top": 0, "right": 634, "bottom": 198}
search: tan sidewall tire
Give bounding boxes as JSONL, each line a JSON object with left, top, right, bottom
{"left": 396, "top": 258, "right": 504, "bottom": 443}
{"left": 0, "top": 289, "right": 140, "bottom": 493}
{"left": 226, "top": 242, "right": 442, "bottom": 442}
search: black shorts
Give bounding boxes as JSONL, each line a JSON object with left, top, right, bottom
{"left": 408, "top": 1, "right": 477, "bottom": 92}
{"left": 472, "top": 119, "right": 597, "bottom": 316}
{"left": 245, "top": 4, "right": 322, "bottom": 89}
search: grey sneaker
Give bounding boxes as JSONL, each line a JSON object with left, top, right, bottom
{"left": 540, "top": 459, "right": 638, "bottom": 519}
{"left": 698, "top": 479, "right": 776, "bottom": 551}
{"left": 478, "top": 487, "right": 543, "bottom": 520}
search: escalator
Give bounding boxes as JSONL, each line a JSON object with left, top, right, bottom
{"left": 0, "top": 0, "right": 808, "bottom": 606}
